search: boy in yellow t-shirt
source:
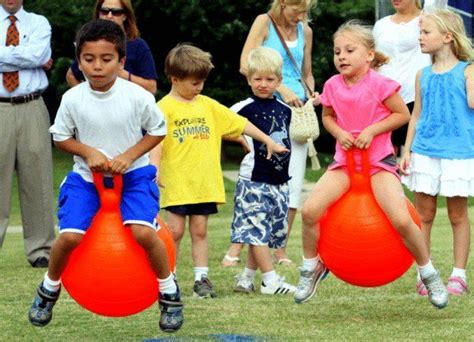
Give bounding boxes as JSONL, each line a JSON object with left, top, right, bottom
{"left": 150, "top": 44, "right": 288, "bottom": 298}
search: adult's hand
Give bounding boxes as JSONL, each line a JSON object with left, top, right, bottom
{"left": 279, "top": 85, "right": 304, "bottom": 107}
{"left": 42, "top": 58, "right": 53, "bottom": 71}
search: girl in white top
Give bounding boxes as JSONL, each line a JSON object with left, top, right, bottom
{"left": 373, "top": 0, "right": 431, "bottom": 154}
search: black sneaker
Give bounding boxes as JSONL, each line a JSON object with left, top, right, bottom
{"left": 28, "top": 282, "right": 60, "bottom": 327}
{"left": 159, "top": 285, "right": 184, "bottom": 333}
{"left": 193, "top": 275, "right": 217, "bottom": 298}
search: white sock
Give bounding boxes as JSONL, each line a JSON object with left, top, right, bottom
{"left": 242, "top": 267, "right": 257, "bottom": 280}
{"left": 262, "top": 270, "right": 278, "bottom": 285}
{"left": 418, "top": 260, "right": 436, "bottom": 279}
{"left": 43, "top": 272, "right": 61, "bottom": 292}
{"left": 451, "top": 267, "right": 466, "bottom": 280}
{"left": 158, "top": 274, "right": 177, "bottom": 295}
{"left": 194, "top": 267, "right": 208, "bottom": 281}
{"left": 302, "top": 256, "right": 318, "bottom": 272}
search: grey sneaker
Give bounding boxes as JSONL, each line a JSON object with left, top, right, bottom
{"left": 28, "top": 282, "right": 60, "bottom": 327}
{"left": 193, "top": 275, "right": 217, "bottom": 298}
{"left": 159, "top": 283, "right": 184, "bottom": 333}
{"left": 294, "top": 261, "right": 328, "bottom": 304}
{"left": 422, "top": 271, "right": 448, "bottom": 309}
{"left": 233, "top": 273, "right": 255, "bottom": 293}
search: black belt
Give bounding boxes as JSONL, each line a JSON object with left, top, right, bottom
{"left": 0, "top": 91, "right": 42, "bottom": 104}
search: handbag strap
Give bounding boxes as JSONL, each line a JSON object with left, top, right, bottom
{"left": 267, "top": 13, "right": 313, "bottom": 96}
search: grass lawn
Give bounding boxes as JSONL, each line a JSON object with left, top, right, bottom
{"left": 1, "top": 148, "right": 473, "bottom": 340}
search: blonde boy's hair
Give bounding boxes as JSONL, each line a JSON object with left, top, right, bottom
{"left": 422, "top": 9, "right": 474, "bottom": 63}
{"left": 334, "top": 20, "right": 390, "bottom": 70}
{"left": 164, "top": 44, "right": 214, "bottom": 80}
{"left": 269, "top": 0, "right": 317, "bottom": 23}
{"left": 247, "top": 47, "right": 283, "bottom": 78}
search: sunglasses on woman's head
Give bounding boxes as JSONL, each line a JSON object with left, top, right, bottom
{"left": 99, "top": 7, "right": 126, "bottom": 16}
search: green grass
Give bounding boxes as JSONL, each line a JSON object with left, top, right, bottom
{"left": 1, "top": 148, "right": 473, "bottom": 340}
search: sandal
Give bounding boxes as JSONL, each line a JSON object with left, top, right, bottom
{"left": 272, "top": 255, "right": 293, "bottom": 266}
{"left": 221, "top": 254, "right": 241, "bottom": 267}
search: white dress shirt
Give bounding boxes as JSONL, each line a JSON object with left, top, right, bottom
{"left": 0, "top": 6, "right": 51, "bottom": 97}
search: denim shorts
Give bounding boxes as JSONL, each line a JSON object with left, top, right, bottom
{"left": 57, "top": 165, "right": 159, "bottom": 234}
{"left": 231, "top": 178, "right": 289, "bottom": 248}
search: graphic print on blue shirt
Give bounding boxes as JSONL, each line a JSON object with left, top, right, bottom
{"left": 231, "top": 96, "right": 291, "bottom": 185}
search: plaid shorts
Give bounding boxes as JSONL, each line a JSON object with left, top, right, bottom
{"left": 231, "top": 178, "right": 289, "bottom": 249}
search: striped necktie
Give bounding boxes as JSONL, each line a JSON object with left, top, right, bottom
{"left": 3, "top": 15, "right": 19, "bottom": 93}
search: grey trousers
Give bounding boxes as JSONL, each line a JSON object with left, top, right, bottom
{"left": 0, "top": 97, "right": 55, "bottom": 263}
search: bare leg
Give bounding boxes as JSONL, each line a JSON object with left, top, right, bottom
{"left": 413, "top": 192, "right": 437, "bottom": 251}
{"left": 371, "top": 172, "right": 429, "bottom": 265}
{"left": 300, "top": 170, "right": 349, "bottom": 258}
{"left": 189, "top": 215, "right": 209, "bottom": 267}
{"left": 223, "top": 243, "right": 244, "bottom": 265}
{"left": 446, "top": 196, "right": 470, "bottom": 269}
{"left": 131, "top": 224, "right": 170, "bottom": 279}
{"left": 47, "top": 233, "right": 83, "bottom": 280}
{"left": 167, "top": 212, "right": 186, "bottom": 255}
{"left": 249, "top": 245, "right": 274, "bottom": 273}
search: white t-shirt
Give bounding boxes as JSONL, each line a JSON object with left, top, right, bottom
{"left": 50, "top": 78, "right": 166, "bottom": 182}
{"left": 373, "top": 15, "right": 431, "bottom": 103}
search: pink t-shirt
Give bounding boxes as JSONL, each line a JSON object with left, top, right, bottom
{"left": 320, "top": 69, "right": 400, "bottom": 166}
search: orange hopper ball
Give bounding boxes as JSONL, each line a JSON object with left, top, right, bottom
{"left": 319, "top": 149, "right": 421, "bottom": 287}
{"left": 62, "top": 173, "right": 175, "bottom": 317}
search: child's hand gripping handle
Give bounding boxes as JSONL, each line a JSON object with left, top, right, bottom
{"left": 92, "top": 172, "right": 123, "bottom": 210}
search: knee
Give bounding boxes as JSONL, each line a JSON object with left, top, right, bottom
{"left": 191, "top": 227, "right": 207, "bottom": 241}
{"left": 132, "top": 227, "right": 156, "bottom": 249}
{"left": 56, "top": 233, "right": 83, "bottom": 251}
{"left": 447, "top": 209, "right": 467, "bottom": 228}
{"left": 417, "top": 206, "right": 436, "bottom": 225}
{"left": 301, "top": 204, "right": 320, "bottom": 226}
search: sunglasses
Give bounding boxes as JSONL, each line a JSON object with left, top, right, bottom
{"left": 99, "top": 7, "right": 126, "bottom": 16}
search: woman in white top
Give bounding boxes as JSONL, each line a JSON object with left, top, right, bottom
{"left": 373, "top": 0, "right": 430, "bottom": 156}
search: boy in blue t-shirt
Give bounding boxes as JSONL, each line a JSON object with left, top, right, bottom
{"left": 230, "top": 47, "right": 296, "bottom": 295}
{"left": 28, "top": 20, "right": 183, "bottom": 333}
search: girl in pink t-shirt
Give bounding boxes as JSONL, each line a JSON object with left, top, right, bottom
{"left": 294, "top": 20, "right": 448, "bottom": 309}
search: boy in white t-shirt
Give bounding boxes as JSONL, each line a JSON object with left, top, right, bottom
{"left": 28, "top": 20, "right": 183, "bottom": 333}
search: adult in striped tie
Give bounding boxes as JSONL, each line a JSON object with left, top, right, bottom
{"left": 0, "top": 0, "right": 55, "bottom": 267}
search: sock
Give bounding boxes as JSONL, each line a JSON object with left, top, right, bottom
{"left": 262, "top": 270, "right": 278, "bottom": 286}
{"left": 158, "top": 274, "right": 177, "bottom": 295}
{"left": 194, "top": 267, "right": 208, "bottom": 281}
{"left": 43, "top": 272, "right": 61, "bottom": 292}
{"left": 418, "top": 260, "right": 436, "bottom": 279}
{"left": 302, "top": 256, "right": 318, "bottom": 272}
{"left": 451, "top": 267, "right": 466, "bottom": 280}
{"left": 242, "top": 267, "right": 257, "bottom": 280}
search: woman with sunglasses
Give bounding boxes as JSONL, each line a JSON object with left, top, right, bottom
{"left": 65, "top": 0, "right": 157, "bottom": 94}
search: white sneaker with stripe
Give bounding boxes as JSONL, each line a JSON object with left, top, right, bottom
{"left": 260, "top": 276, "right": 296, "bottom": 295}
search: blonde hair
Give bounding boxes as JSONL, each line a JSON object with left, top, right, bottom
{"left": 421, "top": 9, "right": 474, "bottom": 63}
{"left": 94, "top": 0, "right": 140, "bottom": 40}
{"left": 334, "top": 20, "right": 390, "bottom": 70}
{"left": 269, "top": 0, "right": 317, "bottom": 23}
{"left": 247, "top": 47, "right": 283, "bottom": 78}
{"left": 164, "top": 44, "right": 214, "bottom": 80}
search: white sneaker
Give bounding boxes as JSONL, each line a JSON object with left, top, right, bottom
{"left": 233, "top": 273, "right": 255, "bottom": 293}
{"left": 422, "top": 271, "right": 448, "bottom": 309}
{"left": 260, "top": 276, "right": 296, "bottom": 295}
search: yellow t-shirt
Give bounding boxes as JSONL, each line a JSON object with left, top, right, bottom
{"left": 158, "top": 94, "right": 248, "bottom": 207}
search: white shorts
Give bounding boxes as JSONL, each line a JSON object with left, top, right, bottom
{"left": 288, "top": 138, "right": 308, "bottom": 208}
{"left": 401, "top": 152, "right": 474, "bottom": 197}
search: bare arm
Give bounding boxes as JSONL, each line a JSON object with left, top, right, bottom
{"left": 322, "top": 105, "right": 355, "bottom": 150}
{"left": 243, "top": 122, "right": 289, "bottom": 159}
{"left": 302, "top": 25, "right": 317, "bottom": 100}
{"left": 240, "top": 14, "right": 269, "bottom": 76}
{"left": 110, "top": 134, "right": 164, "bottom": 174}
{"left": 66, "top": 67, "right": 82, "bottom": 87}
{"left": 355, "top": 92, "right": 410, "bottom": 149}
{"left": 223, "top": 135, "right": 251, "bottom": 153}
{"left": 55, "top": 138, "right": 110, "bottom": 173}
{"left": 465, "top": 64, "right": 474, "bottom": 109}
{"left": 118, "top": 69, "right": 157, "bottom": 95}
{"left": 400, "top": 71, "right": 423, "bottom": 173}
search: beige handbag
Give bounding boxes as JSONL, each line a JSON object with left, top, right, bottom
{"left": 268, "top": 13, "right": 321, "bottom": 170}
{"left": 289, "top": 100, "right": 320, "bottom": 170}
